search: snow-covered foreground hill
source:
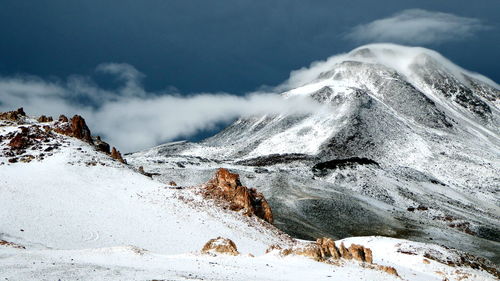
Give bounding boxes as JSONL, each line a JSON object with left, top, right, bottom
{"left": 1, "top": 113, "right": 498, "bottom": 280}
{"left": 128, "top": 44, "right": 500, "bottom": 264}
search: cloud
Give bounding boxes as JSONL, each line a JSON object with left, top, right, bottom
{"left": 346, "top": 9, "right": 487, "bottom": 45}
{"left": 277, "top": 43, "right": 499, "bottom": 91}
{"left": 0, "top": 64, "right": 323, "bottom": 152}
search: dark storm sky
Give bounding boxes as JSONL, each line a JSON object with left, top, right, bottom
{"left": 1, "top": 0, "right": 499, "bottom": 94}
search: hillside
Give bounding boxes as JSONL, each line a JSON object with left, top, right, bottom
{"left": 1, "top": 109, "right": 498, "bottom": 280}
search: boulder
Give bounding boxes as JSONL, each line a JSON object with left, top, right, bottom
{"left": 201, "top": 237, "right": 239, "bottom": 256}
{"left": 8, "top": 133, "right": 29, "bottom": 149}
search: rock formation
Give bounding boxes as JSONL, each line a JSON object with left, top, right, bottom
{"left": 93, "top": 136, "right": 111, "bottom": 154}
{"left": 203, "top": 168, "right": 273, "bottom": 223}
{"left": 8, "top": 131, "right": 30, "bottom": 149}
{"left": 0, "top": 108, "right": 26, "bottom": 122}
{"left": 0, "top": 109, "right": 127, "bottom": 164}
{"left": 111, "top": 147, "right": 126, "bottom": 164}
{"left": 54, "top": 115, "right": 93, "bottom": 144}
{"left": 266, "top": 237, "right": 397, "bottom": 276}
{"left": 0, "top": 240, "right": 25, "bottom": 249}
{"left": 201, "top": 237, "right": 239, "bottom": 256}
{"left": 37, "top": 115, "right": 53, "bottom": 123}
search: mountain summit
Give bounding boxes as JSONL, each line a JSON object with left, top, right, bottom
{"left": 129, "top": 44, "right": 500, "bottom": 263}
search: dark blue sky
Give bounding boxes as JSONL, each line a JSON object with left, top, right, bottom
{"left": 1, "top": 0, "right": 499, "bottom": 95}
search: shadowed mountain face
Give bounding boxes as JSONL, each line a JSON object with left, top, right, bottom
{"left": 127, "top": 44, "right": 500, "bottom": 263}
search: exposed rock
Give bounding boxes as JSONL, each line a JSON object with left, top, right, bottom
{"left": 8, "top": 133, "right": 30, "bottom": 149}
{"left": 372, "top": 264, "right": 399, "bottom": 276}
{"left": 37, "top": 115, "right": 53, "bottom": 123}
{"left": 137, "top": 166, "right": 159, "bottom": 178}
{"left": 201, "top": 237, "right": 239, "bottom": 256}
{"left": 54, "top": 115, "right": 93, "bottom": 144}
{"left": 267, "top": 238, "right": 399, "bottom": 276}
{"left": 0, "top": 240, "right": 25, "bottom": 249}
{"left": 288, "top": 243, "right": 324, "bottom": 261}
{"left": 111, "top": 147, "right": 126, "bottom": 164}
{"left": 93, "top": 136, "right": 111, "bottom": 154}
{"left": 0, "top": 108, "right": 26, "bottom": 122}
{"left": 268, "top": 238, "right": 372, "bottom": 263}
{"left": 169, "top": 181, "right": 177, "bottom": 186}
{"left": 203, "top": 168, "right": 273, "bottom": 223}
{"left": 348, "top": 243, "right": 373, "bottom": 263}
{"left": 58, "top": 115, "right": 69, "bottom": 122}
{"left": 317, "top": 237, "right": 341, "bottom": 260}
{"left": 339, "top": 242, "right": 352, "bottom": 259}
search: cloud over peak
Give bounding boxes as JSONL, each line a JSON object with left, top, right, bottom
{"left": 346, "top": 9, "right": 487, "bottom": 45}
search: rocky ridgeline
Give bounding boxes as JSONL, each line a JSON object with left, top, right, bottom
{"left": 202, "top": 168, "right": 274, "bottom": 224}
{"left": 0, "top": 108, "right": 126, "bottom": 164}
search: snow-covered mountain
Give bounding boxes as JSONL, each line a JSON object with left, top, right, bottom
{"left": 1, "top": 110, "right": 498, "bottom": 280}
{"left": 128, "top": 44, "right": 500, "bottom": 264}
{"left": 3, "top": 111, "right": 497, "bottom": 281}
{"left": 1, "top": 43, "right": 499, "bottom": 280}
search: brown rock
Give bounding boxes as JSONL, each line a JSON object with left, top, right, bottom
{"left": 0, "top": 240, "right": 25, "bottom": 249}
{"left": 339, "top": 242, "right": 352, "bottom": 259}
{"left": 169, "top": 181, "right": 177, "bottom": 186}
{"left": 94, "top": 136, "right": 111, "bottom": 154}
{"left": 58, "top": 115, "right": 69, "bottom": 122}
{"left": 8, "top": 133, "right": 29, "bottom": 149}
{"left": 111, "top": 147, "right": 126, "bottom": 163}
{"left": 37, "top": 115, "right": 53, "bottom": 122}
{"left": 270, "top": 237, "right": 342, "bottom": 262}
{"left": 349, "top": 244, "right": 368, "bottom": 263}
{"left": 290, "top": 243, "right": 323, "bottom": 261}
{"left": 54, "top": 115, "right": 93, "bottom": 144}
{"left": 0, "top": 108, "right": 26, "bottom": 121}
{"left": 265, "top": 244, "right": 283, "bottom": 254}
{"left": 201, "top": 237, "right": 239, "bottom": 256}
{"left": 204, "top": 168, "right": 273, "bottom": 223}
{"left": 317, "top": 237, "right": 341, "bottom": 260}
{"left": 70, "top": 115, "right": 93, "bottom": 143}
{"left": 376, "top": 265, "right": 399, "bottom": 276}
{"left": 364, "top": 247, "right": 373, "bottom": 264}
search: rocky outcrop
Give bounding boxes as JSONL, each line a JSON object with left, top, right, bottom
{"left": 201, "top": 237, "right": 239, "bottom": 256}
{"left": 54, "top": 115, "right": 93, "bottom": 144}
{"left": 1, "top": 109, "right": 127, "bottom": 164}
{"left": 203, "top": 168, "right": 273, "bottom": 223}
{"left": 93, "top": 136, "right": 111, "bottom": 154}
{"left": 37, "top": 115, "right": 53, "bottom": 123}
{"left": 0, "top": 108, "right": 26, "bottom": 122}
{"left": 267, "top": 238, "right": 373, "bottom": 263}
{"left": 266, "top": 238, "right": 397, "bottom": 276}
{"left": 111, "top": 147, "right": 126, "bottom": 164}
{"left": 0, "top": 240, "right": 25, "bottom": 249}
{"left": 8, "top": 130, "right": 30, "bottom": 149}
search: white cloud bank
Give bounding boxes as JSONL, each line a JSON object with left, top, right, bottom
{"left": 346, "top": 9, "right": 487, "bottom": 44}
{"left": 0, "top": 63, "right": 323, "bottom": 152}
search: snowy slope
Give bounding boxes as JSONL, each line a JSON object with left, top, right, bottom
{"left": 128, "top": 44, "right": 500, "bottom": 263}
{"left": 0, "top": 120, "right": 292, "bottom": 255}
{"left": 2, "top": 115, "right": 498, "bottom": 280}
